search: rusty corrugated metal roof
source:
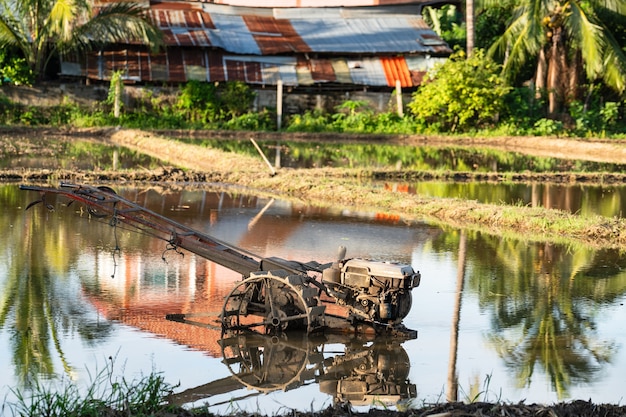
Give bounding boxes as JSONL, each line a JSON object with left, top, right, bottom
{"left": 148, "top": 2, "right": 449, "bottom": 56}
{"left": 69, "top": 2, "right": 451, "bottom": 87}
{"left": 205, "top": 0, "right": 456, "bottom": 7}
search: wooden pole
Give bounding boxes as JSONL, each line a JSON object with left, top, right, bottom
{"left": 276, "top": 80, "right": 283, "bottom": 130}
{"left": 395, "top": 79, "right": 403, "bottom": 117}
{"left": 114, "top": 78, "right": 121, "bottom": 118}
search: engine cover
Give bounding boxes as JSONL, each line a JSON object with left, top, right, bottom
{"left": 322, "top": 258, "right": 420, "bottom": 324}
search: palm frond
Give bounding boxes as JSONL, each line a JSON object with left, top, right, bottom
{"left": 599, "top": 33, "right": 626, "bottom": 92}
{"left": 67, "top": 1, "right": 162, "bottom": 52}
{"left": 0, "top": 16, "right": 19, "bottom": 46}
{"left": 602, "top": 51, "right": 626, "bottom": 93}
{"left": 489, "top": 1, "right": 545, "bottom": 79}
{"left": 590, "top": 0, "right": 626, "bottom": 15}
{"left": 0, "top": 12, "right": 32, "bottom": 56}
{"left": 47, "top": 0, "right": 79, "bottom": 42}
{"left": 567, "top": 1, "right": 605, "bottom": 77}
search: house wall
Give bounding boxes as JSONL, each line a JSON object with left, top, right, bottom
{"left": 1, "top": 83, "right": 410, "bottom": 116}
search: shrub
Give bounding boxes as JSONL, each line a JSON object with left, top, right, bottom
{"left": 0, "top": 50, "right": 34, "bottom": 86}
{"left": 220, "top": 81, "right": 257, "bottom": 118}
{"left": 175, "top": 80, "right": 256, "bottom": 125}
{"left": 408, "top": 49, "right": 510, "bottom": 132}
{"left": 286, "top": 110, "right": 333, "bottom": 132}
{"left": 222, "top": 109, "right": 276, "bottom": 131}
{"left": 175, "top": 80, "right": 221, "bottom": 124}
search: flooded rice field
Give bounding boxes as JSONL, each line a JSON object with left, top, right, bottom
{"left": 2, "top": 184, "right": 626, "bottom": 414}
{"left": 380, "top": 180, "right": 626, "bottom": 217}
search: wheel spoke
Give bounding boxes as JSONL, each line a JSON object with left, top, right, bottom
{"left": 222, "top": 272, "right": 324, "bottom": 335}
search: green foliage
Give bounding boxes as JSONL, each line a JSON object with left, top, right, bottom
{"left": 568, "top": 100, "right": 622, "bottom": 137}
{"left": 285, "top": 110, "right": 333, "bottom": 133}
{"left": 422, "top": 5, "right": 466, "bottom": 51}
{"left": 106, "top": 71, "right": 125, "bottom": 116}
{"left": 0, "top": 103, "right": 75, "bottom": 126}
{"left": 222, "top": 109, "right": 276, "bottom": 131}
{"left": 284, "top": 101, "right": 419, "bottom": 135}
{"left": 498, "top": 86, "right": 547, "bottom": 133}
{"left": 408, "top": 49, "right": 510, "bottom": 132}
{"left": 9, "top": 359, "right": 178, "bottom": 417}
{"left": 0, "top": 74, "right": 623, "bottom": 138}
{"left": 0, "top": 50, "right": 33, "bottom": 86}
{"left": 176, "top": 80, "right": 221, "bottom": 124}
{"left": 531, "top": 118, "right": 565, "bottom": 136}
{"left": 220, "top": 81, "right": 257, "bottom": 117}
{"left": 175, "top": 80, "right": 256, "bottom": 125}
{"left": 489, "top": 0, "right": 626, "bottom": 116}
{"left": 474, "top": 1, "right": 516, "bottom": 51}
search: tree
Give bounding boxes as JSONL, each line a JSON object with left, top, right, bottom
{"left": 488, "top": 0, "right": 626, "bottom": 117}
{"left": 0, "top": 0, "right": 162, "bottom": 81}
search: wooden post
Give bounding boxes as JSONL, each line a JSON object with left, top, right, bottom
{"left": 274, "top": 143, "right": 281, "bottom": 169}
{"left": 114, "top": 78, "right": 121, "bottom": 118}
{"left": 395, "top": 79, "right": 403, "bottom": 117}
{"left": 276, "top": 80, "right": 283, "bottom": 130}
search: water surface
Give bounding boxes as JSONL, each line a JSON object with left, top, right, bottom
{"left": 2, "top": 184, "right": 626, "bottom": 414}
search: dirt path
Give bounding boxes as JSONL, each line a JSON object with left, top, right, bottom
{"left": 135, "top": 127, "right": 626, "bottom": 165}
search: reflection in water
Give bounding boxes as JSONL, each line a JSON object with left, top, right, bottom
{"left": 446, "top": 230, "right": 466, "bottom": 402}
{"left": 3, "top": 184, "right": 626, "bottom": 410}
{"left": 170, "top": 332, "right": 415, "bottom": 408}
{"left": 455, "top": 234, "right": 626, "bottom": 399}
{"left": 205, "top": 140, "right": 626, "bottom": 173}
{"left": 0, "top": 185, "right": 114, "bottom": 388}
{"left": 0, "top": 139, "right": 161, "bottom": 171}
{"left": 383, "top": 181, "right": 626, "bottom": 218}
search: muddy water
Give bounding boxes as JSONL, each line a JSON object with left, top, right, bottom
{"left": 2, "top": 184, "right": 626, "bottom": 413}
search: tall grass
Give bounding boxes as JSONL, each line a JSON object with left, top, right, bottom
{"left": 4, "top": 357, "right": 179, "bottom": 417}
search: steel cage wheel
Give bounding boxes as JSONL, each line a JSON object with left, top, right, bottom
{"left": 221, "top": 270, "right": 323, "bottom": 335}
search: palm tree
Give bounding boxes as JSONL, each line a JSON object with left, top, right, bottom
{"left": 488, "top": 0, "right": 626, "bottom": 116}
{"left": 0, "top": 0, "right": 162, "bottom": 81}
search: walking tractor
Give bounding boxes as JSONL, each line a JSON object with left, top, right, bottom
{"left": 21, "top": 183, "right": 421, "bottom": 339}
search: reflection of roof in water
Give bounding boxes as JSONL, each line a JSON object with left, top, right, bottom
{"left": 82, "top": 253, "right": 243, "bottom": 358}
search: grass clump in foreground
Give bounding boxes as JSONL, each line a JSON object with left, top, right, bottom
{"left": 1, "top": 359, "right": 212, "bottom": 417}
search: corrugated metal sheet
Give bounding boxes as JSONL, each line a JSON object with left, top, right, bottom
{"left": 209, "top": 0, "right": 442, "bottom": 8}
{"left": 381, "top": 56, "right": 412, "bottom": 87}
{"left": 69, "top": 47, "right": 446, "bottom": 87}
{"left": 148, "top": 2, "right": 448, "bottom": 55}
{"left": 67, "top": 2, "right": 451, "bottom": 87}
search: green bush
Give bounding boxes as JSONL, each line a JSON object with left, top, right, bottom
{"left": 176, "top": 80, "right": 221, "bottom": 124}
{"left": 175, "top": 80, "right": 256, "bottom": 125}
{"left": 222, "top": 109, "right": 276, "bottom": 131}
{"left": 286, "top": 110, "right": 333, "bottom": 132}
{"left": 531, "top": 118, "right": 565, "bottom": 136}
{"left": 408, "top": 49, "right": 510, "bottom": 132}
{"left": 0, "top": 50, "right": 34, "bottom": 86}
{"left": 220, "top": 81, "right": 257, "bottom": 117}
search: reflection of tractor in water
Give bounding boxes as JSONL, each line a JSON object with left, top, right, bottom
{"left": 21, "top": 183, "right": 420, "bottom": 337}
{"left": 168, "top": 332, "right": 417, "bottom": 408}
